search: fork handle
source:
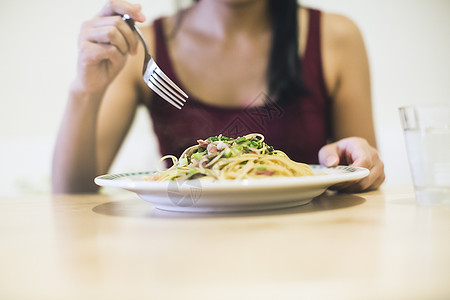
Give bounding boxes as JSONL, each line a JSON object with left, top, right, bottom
{"left": 122, "top": 14, "right": 150, "bottom": 55}
{"left": 122, "top": 14, "right": 152, "bottom": 74}
{"left": 122, "top": 14, "right": 135, "bottom": 29}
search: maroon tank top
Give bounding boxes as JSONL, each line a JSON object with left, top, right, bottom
{"left": 145, "top": 9, "right": 330, "bottom": 164}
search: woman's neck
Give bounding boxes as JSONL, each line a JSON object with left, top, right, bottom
{"left": 184, "top": 0, "right": 271, "bottom": 39}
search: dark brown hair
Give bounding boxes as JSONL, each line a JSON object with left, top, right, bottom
{"left": 267, "top": 0, "right": 307, "bottom": 103}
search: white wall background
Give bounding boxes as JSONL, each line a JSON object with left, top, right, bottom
{"left": 1, "top": 0, "right": 449, "bottom": 196}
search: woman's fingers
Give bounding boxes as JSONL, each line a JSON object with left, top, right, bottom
{"left": 346, "top": 139, "right": 384, "bottom": 191}
{"left": 78, "top": 40, "right": 123, "bottom": 67}
{"left": 86, "top": 16, "right": 138, "bottom": 55}
{"left": 90, "top": 0, "right": 146, "bottom": 55}
{"left": 319, "top": 137, "right": 385, "bottom": 193}
{"left": 73, "top": 0, "right": 146, "bottom": 94}
{"left": 318, "top": 143, "right": 341, "bottom": 167}
{"left": 99, "top": 0, "right": 146, "bottom": 22}
{"left": 340, "top": 161, "right": 385, "bottom": 193}
{"left": 87, "top": 26, "right": 128, "bottom": 55}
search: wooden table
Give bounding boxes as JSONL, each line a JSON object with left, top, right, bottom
{"left": 1, "top": 185, "right": 450, "bottom": 300}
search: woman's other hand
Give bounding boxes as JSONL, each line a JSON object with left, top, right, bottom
{"left": 318, "top": 137, "right": 385, "bottom": 192}
{"left": 75, "top": 0, "right": 146, "bottom": 94}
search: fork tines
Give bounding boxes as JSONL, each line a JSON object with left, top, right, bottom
{"left": 122, "top": 14, "right": 188, "bottom": 109}
{"left": 143, "top": 59, "right": 188, "bottom": 110}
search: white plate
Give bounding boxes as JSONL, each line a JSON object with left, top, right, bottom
{"left": 95, "top": 165, "right": 369, "bottom": 213}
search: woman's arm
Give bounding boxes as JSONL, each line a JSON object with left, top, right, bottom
{"left": 52, "top": 0, "right": 148, "bottom": 194}
{"left": 319, "top": 12, "right": 385, "bottom": 191}
{"left": 322, "top": 13, "right": 375, "bottom": 145}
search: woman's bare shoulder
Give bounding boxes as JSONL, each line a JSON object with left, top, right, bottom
{"left": 321, "top": 11, "right": 364, "bottom": 47}
{"left": 299, "top": 8, "right": 368, "bottom": 100}
{"left": 297, "top": 7, "right": 364, "bottom": 53}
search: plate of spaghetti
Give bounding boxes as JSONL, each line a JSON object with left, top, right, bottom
{"left": 95, "top": 134, "right": 369, "bottom": 212}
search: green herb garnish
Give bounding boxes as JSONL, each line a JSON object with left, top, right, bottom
{"left": 223, "top": 148, "right": 232, "bottom": 158}
{"left": 192, "top": 152, "right": 204, "bottom": 159}
{"left": 235, "top": 137, "right": 247, "bottom": 144}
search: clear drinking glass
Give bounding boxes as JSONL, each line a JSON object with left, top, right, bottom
{"left": 399, "top": 105, "right": 450, "bottom": 205}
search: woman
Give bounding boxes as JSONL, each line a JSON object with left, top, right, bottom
{"left": 52, "top": 0, "right": 385, "bottom": 193}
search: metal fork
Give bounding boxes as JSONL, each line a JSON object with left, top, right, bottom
{"left": 122, "top": 14, "right": 188, "bottom": 109}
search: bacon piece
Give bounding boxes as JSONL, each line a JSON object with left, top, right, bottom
{"left": 197, "top": 139, "right": 209, "bottom": 148}
{"left": 255, "top": 169, "right": 275, "bottom": 176}
{"left": 200, "top": 160, "right": 208, "bottom": 168}
{"left": 207, "top": 143, "right": 218, "bottom": 155}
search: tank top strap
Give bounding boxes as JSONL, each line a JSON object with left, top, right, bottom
{"left": 304, "top": 8, "right": 328, "bottom": 101}
{"left": 304, "top": 8, "right": 322, "bottom": 64}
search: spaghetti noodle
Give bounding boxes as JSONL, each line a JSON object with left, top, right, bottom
{"left": 150, "top": 133, "right": 313, "bottom": 181}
